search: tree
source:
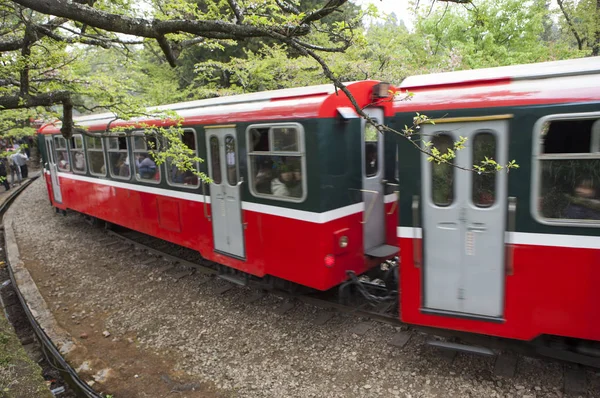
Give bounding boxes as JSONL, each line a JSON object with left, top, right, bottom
{"left": 556, "top": 0, "right": 600, "bottom": 55}
{"left": 1, "top": 0, "right": 521, "bottom": 174}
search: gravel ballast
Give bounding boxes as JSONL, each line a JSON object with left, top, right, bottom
{"left": 6, "top": 178, "right": 600, "bottom": 397}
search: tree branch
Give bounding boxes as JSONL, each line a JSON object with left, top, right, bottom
{"left": 226, "top": 0, "right": 244, "bottom": 24}
{"left": 556, "top": 0, "right": 584, "bottom": 50}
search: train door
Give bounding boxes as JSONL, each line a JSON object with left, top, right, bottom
{"left": 206, "top": 126, "right": 245, "bottom": 258}
{"left": 420, "top": 119, "right": 508, "bottom": 318}
{"left": 362, "top": 108, "right": 395, "bottom": 257}
{"left": 44, "top": 136, "right": 62, "bottom": 204}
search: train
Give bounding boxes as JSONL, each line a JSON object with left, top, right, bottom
{"left": 37, "top": 56, "right": 600, "bottom": 365}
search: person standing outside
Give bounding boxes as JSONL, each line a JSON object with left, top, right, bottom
{"left": 11, "top": 149, "right": 28, "bottom": 181}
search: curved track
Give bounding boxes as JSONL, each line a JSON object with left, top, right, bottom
{"left": 1, "top": 175, "right": 103, "bottom": 398}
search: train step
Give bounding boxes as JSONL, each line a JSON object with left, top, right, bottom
{"left": 427, "top": 340, "right": 496, "bottom": 356}
{"left": 217, "top": 274, "right": 247, "bottom": 286}
{"left": 365, "top": 244, "right": 399, "bottom": 258}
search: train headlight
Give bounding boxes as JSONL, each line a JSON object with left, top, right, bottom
{"left": 339, "top": 236, "right": 349, "bottom": 248}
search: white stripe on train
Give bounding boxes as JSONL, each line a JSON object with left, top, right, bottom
{"left": 48, "top": 172, "right": 600, "bottom": 249}
{"left": 53, "top": 171, "right": 396, "bottom": 224}
{"left": 397, "top": 227, "right": 600, "bottom": 250}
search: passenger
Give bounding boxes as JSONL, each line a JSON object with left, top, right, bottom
{"left": 565, "top": 178, "right": 600, "bottom": 220}
{"left": 271, "top": 164, "right": 294, "bottom": 197}
{"left": 58, "top": 152, "right": 69, "bottom": 170}
{"left": 11, "top": 150, "right": 28, "bottom": 179}
{"left": 136, "top": 153, "right": 157, "bottom": 179}
{"left": 171, "top": 163, "right": 185, "bottom": 184}
{"left": 74, "top": 152, "right": 85, "bottom": 171}
{"left": 288, "top": 160, "right": 302, "bottom": 198}
{"left": 254, "top": 159, "right": 273, "bottom": 194}
{"left": 365, "top": 144, "right": 377, "bottom": 176}
{"left": 116, "top": 153, "right": 130, "bottom": 177}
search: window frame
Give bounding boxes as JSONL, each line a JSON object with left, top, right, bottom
{"left": 165, "top": 128, "right": 200, "bottom": 189}
{"left": 85, "top": 133, "right": 107, "bottom": 177}
{"left": 224, "top": 134, "right": 239, "bottom": 187}
{"left": 246, "top": 122, "right": 307, "bottom": 203}
{"left": 131, "top": 130, "right": 161, "bottom": 184}
{"left": 54, "top": 135, "right": 71, "bottom": 172}
{"left": 70, "top": 134, "right": 86, "bottom": 175}
{"left": 531, "top": 111, "right": 600, "bottom": 228}
{"left": 106, "top": 133, "right": 131, "bottom": 181}
{"left": 470, "top": 131, "right": 498, "bottom": 209}
{"left": 429, "top": 132, "right": 455, "bottom": 208}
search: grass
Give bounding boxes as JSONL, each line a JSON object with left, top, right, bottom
{"left": 0, "top": 312, "right": 52, "bottom": 398}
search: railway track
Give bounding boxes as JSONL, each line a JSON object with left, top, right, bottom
{"left": 2, "top": 180, "right": 594, "bottom": 397}
{"left": 101, "top": 222, "right": 592, "bottom": 395}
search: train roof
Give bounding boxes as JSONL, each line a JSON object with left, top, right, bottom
{"left": 400, "top": 56, "right": 600, "bottom": 90}
{"left": 39, "top": 80, "right": 386, "bottom": 133}
{"left": 394, "top": 57, "right": 600, "bottom": 113}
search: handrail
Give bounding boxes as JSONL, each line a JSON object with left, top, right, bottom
{"left": 412, "top": 195, "right": 422, "bottom": 268}
{"left": 506, "top": 196, "right": 517, "bottom": 275}
{"left": 360, "top": 189, "right": 379, "bottom": 225}
{"left": 202, "top": 182, "right": 211, "bottom": 221}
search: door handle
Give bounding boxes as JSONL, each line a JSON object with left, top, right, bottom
{"left": 202, "top": 182, "right": 211, "bottom": 221}
{"left": 412, "top": 195, "right": 422, "bottom": 268}
{"left": 506, "top": 197, "right": 517, "bottom": 275}
{"left": 360, "top": 189, "right": 379, "bottom": 225}
{"left": 236, "top": 177, "right": 244, "bottom": 187}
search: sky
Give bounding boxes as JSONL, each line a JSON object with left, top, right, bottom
{"left": 355, "top": 0, "right": 415, "bottom": 30}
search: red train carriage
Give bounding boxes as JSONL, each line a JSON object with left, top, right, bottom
{"left": 38, "top": 81, "right": 399, "bottom": 291}
{"left": 392, "top": 56, "right": 600, "bottom": 360}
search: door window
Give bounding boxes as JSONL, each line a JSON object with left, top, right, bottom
{"left": 472, "top": 132, "right": 497, "bottom": 208}
{"left": 209, "top": 136, "right": 222, "bottom": 184}
{"left": 225, "top": 135, "right": 238, "bottom": 186}
{"left": 430, "top": 134, "right": 454, "bottom": 207}
{"left": 364, "top": 123, "right": 379, "bottom": 177}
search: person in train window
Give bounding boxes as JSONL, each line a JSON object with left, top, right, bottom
{"left": 74, "top": 152, "right": 85, "bottom": 171}
{"left": 136, "top": 153, "right": 157, "bottom": 179}
{"left": 271, "top": 163, "right": 294, "bottom": 197}
{"left": 171, "top": 163, "right": 184, "bottom": 183}
{"left": 365, "top": 143, "right": 377, "bottom": 176}
{"left": 564, "top": 178, "right": 600, "bottom": 220}
{"left": 58, "top": 152, "right": 69, "bottom": 170}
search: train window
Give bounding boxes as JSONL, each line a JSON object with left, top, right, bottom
{"left": 247, "top": 124, "right": 305, "bottom": 201}
{"left": 272, "top": 127, "right": 298, "bottom": 152}
{"left": 364, "top": 123, "right": 379, "bottom": 177}
{"left": 132, "top": 133, "right": 160, "bottom": 184}
{"left": 209, "top": 136, "right": 222, "bottom": 184}
{"left": 166, "top": 129, "right": 199, "bottom": 188}
{"left": 107, "top": 135, "right": 130, "bottom": 180}
{"left": 70, "top": 135, "right": 86, "bottom": 174}
{"left": 472, "top": 132, "right": 497, "bottom": 207}
{"left": 54, "top": 136, "right": 70, "bottom": 172}
{"left": 431, "top": 134, "right": 454, "bottom": 207}
{"left": 536, "top": 115, "right": 600, "bottom": 224}
{"left": 85, "top": 135, "right": 106, "bottom": 177}
{"left": 225, "top": 135, "right": 238, "bottom": 186}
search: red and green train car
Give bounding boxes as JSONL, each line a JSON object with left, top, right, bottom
{"left": 39, "top": 57, "right": 600, "bottom": 364}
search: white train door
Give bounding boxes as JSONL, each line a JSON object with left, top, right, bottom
{"left": 420, "top": 118, "right": 509, "bottom": 318}
{"left": 362, "top": 107, "right": 396, "bottom": 258}
{"left": 206, "top": 126, "right": 245, "bottom": 258}
{"left": 44, "top": 136, "right": 62, "bottom": 204}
